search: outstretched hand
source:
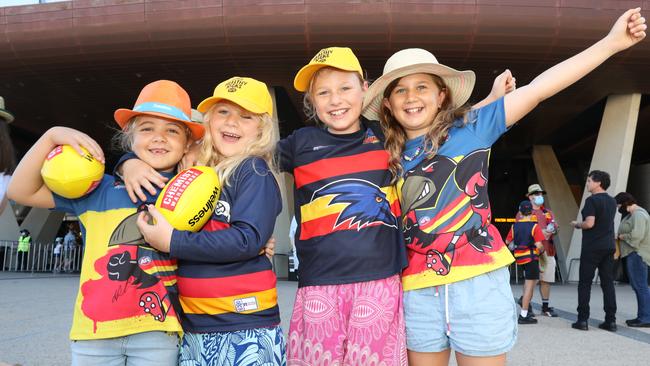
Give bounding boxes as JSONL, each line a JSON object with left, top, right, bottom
{"left": 136, "top": 205, "right": 173, "bottom": 253}
{"left": 606, "top": 8, "right": 646, "bottom": 52}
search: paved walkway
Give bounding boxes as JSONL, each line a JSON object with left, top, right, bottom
{"left": 1, "top": 272, "right": 649, "bottom": 365}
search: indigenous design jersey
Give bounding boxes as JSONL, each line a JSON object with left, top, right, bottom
{"left": 400, "top": 98, "right": 514, "bottom": 291}
{"left": 170, "top": 158, "right": 282, "bottom": 333}
{"left": 506, "top": 220, "right": 545, "bottom": 265}
{"left": 53, "top": 174, "right": 182, "bottom": 340}
{"left": 278, "top": 118, "right": 407, "bottom": 287}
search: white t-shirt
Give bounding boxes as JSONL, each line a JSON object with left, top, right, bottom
{"left": 0, "top": 173, "right": 10, "bottom": 203}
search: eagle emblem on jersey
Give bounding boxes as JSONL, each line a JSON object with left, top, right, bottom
{"left": 312, "top": 178, "right": 397, "bottom": 230}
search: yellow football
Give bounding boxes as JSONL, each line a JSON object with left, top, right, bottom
{"left": 41, "top": 145, "right": 105, "bottom": 199}
{"left": 155, "top": 166, "right": 221, "bottom": 232}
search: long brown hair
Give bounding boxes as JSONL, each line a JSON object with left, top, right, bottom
{"left": 380, "top": 74, "right": 471, "bottom": 181}
{"left": 0, "top": 121, "right": 15, "bottom": 174}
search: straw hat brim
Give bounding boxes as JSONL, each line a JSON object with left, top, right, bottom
{"left": 113, "top": 109, "right": 205, "bottom": 140}
{"left": 362, "top": 63, "right": 475, "bottom": 121}
{"left": 0, "top": 109, "right": 15, "bottom": 123}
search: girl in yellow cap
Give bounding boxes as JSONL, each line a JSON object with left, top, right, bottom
{"left": 363, "top": 8, "right": 645, "bottom": 366}
{"left": 134, "top": 77, "right": 286, "bottom": 365}
{"left": 7, "top": 80, "right": 204, "bottom": 365}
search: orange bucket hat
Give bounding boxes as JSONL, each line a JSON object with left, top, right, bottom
{"left": 114, "top": 80, "right": 205, "bottom": 140}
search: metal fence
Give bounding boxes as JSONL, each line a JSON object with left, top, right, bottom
{"left": 0, "top": 240, "right": 83, "bottom": 273}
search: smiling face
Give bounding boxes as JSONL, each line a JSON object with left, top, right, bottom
{"left": 131, "top": 116, "right": 190, "bottom": 172}
{"left": 383, "top": 73, "right": 447, "bottom": 139}
{"left": 208, "top": 101, "right": 261, "bottom": 158}
{"left": 310, "top": 68, "right": 367, "bottom": 135}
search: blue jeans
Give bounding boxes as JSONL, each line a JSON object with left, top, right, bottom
{"left": 70, "top": 331, "right": 179, "bottom": 366}
{"left": 626, "top": 252, "right": 650, "bottom": 322}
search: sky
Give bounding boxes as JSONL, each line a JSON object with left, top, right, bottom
{"left": 1, "top": 0, "right": 66, "bottom": 7}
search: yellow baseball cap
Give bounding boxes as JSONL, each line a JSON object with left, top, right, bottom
{"left": 293, "top": 47, "right": 363, "bottom": 92}
{"left": 197, "top": 77, "right": 273, "bottom": 116}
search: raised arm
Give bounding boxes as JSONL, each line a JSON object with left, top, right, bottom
{"left": 472, "top": 69, "right": 516, "bottom": 110}
{"left": 504, "top": 8, "right": 646, "bottom": 127}
{"left": 7, "top": 127, "right": 104, "bottom": 208}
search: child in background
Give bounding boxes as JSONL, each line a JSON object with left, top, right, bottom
{"left": 135, "top": 77, "right": 286, "bottom": 365}
{"left": 7, "top": 80, "right": 203, "bottom": 364}
{"left": 363, "top": 8, "right": 645, "bottom": 366}
{"left": 53, "top": 237, "right": 63, "bottom": 273}
{"left": 506, "top": 200, "right": 545, "bottom": 325}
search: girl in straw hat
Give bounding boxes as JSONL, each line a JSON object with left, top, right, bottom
{"left": 362, "top": 8, "right": 646, "bottom": 366}
{"left": 7, "top": 80, "right": 204, "bottom": 365}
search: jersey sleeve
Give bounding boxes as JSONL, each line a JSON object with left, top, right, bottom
{"left": 506, "top": 225, "right": 514, "bottom": 243}
{"left": 277, "top": 133, "right": 295, "bottom": 173}
{"left": 463, "top": 97, "right": 507, "bottom": 146}
{"left": 581, "top": 196, "right": 596, "bottom": 219}
{"left": 532, "top": 224, "right": 546, "bottom": 242}
{"left": 169, "top": 158, "right": 282, "bottom": 263}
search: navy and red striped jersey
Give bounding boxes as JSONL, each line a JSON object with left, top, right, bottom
{"left": 169, "top": 157, "right": 282, "bottom": 332}
{"left": 278, "top": 118, "right": 407, "bottom": 287}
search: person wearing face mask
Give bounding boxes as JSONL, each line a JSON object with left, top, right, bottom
{"left": 614, "top": 192, "right": 650, "bottom": 328}
{"left": 515, "top": 184, "right": 559, "bottom": 317}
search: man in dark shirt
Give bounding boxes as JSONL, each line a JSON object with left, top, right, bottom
{"left": 571, "top": 170, "right": 617, "bottom": 331}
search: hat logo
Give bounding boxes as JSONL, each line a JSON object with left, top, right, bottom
{"left": 312, "top": 49, "right": 333, "bottom": 63}
{"left": 226, "top": 78, "right": 247, "bottom": 93}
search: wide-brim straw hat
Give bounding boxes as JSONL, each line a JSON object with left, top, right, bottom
{"left": 362, "top": 48, "right": 475, "bottom": 121}
{"left": 0, "top": 96, "right": 15, "bottom": 123}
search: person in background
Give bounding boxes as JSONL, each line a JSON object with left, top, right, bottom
{"left": 507, "top": 200, "right": 545, "bottom": 325}
{"left": 63, "top": 227, "right": 77, "bottom": 273}
{"left": 17, "top": 229, "right": 31, "bottom": 271}
{"left": 571, "top": 170, "right": 618, "bottom": 332}
{"left": 515, "top": 184, "right": 559, "bottom": 317}
{"left": 615, "top": 192, "right": 650, "bottom": 328}
{"left": 53, "top": 237, "right": 64, "bottom": 273}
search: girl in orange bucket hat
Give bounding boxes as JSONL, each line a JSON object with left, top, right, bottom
{"left": 126, "top": 77, "right": 286, "bottom": 365}
{"left": 8, "top": 80, "right": 203, "bottom": 365}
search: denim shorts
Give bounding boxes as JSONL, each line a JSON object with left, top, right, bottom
{"left": 403, "top": 266, "right": 517, "bottom": 356}
{"left": 71, "top": 331, "right": 179, "bottom": 366}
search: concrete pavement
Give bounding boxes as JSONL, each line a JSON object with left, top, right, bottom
{"left": 1, "top": 272, "right": 649, "bottom": 365}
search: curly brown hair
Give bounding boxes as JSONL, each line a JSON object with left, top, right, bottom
{"left": 379, "top": 74, "right": 471, "bottom": 181}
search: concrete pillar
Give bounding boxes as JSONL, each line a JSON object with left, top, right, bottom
{"left": 531, "top": 145, "right": 579, "bottom": 282}
{"left": 0, "top": 201, "right": 20, "bottom": 241}
{"left": 567, "top": 93, "right": 641, "bottom": 281}
{"left": 268, "top": 87, "right": 294, "bottom": 278}
{"left": 19, "top": 207, "right": 65, "bottom": 244}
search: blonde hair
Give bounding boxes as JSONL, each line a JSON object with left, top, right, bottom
{"left": 112, "top": 115, "right": 192, "bottom": 153}
{"left": 302, "top": 66, "right": 366, "bottom": 125}
{"left": 380, "top": 74, "right": 471, "bottom": 181}
{"left": 199, "top": 105, "right": 279, "bottom": 186}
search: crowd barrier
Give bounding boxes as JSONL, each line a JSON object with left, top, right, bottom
{"left": 0, "top": 240, "right": 82, "bottom": 273}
